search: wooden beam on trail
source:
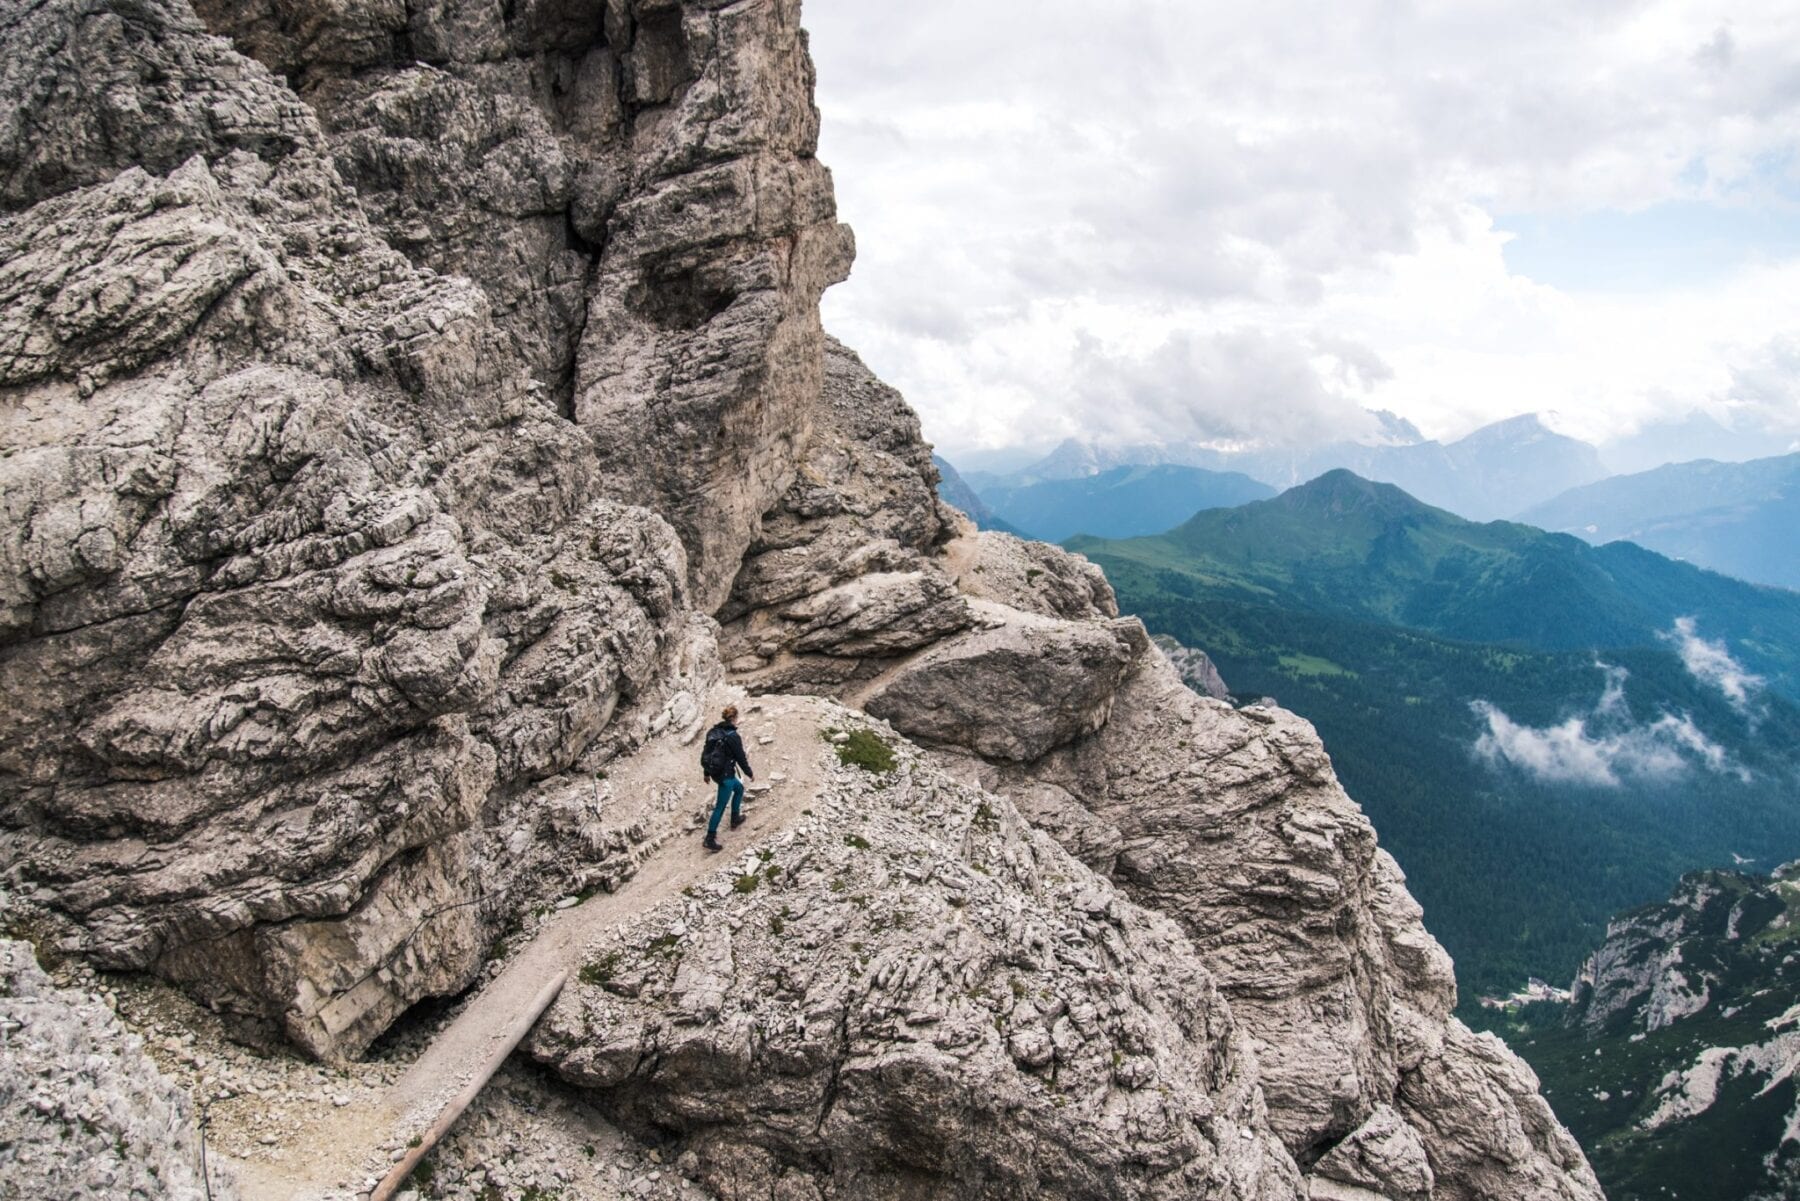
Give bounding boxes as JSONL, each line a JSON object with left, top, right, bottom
{"left": 369, "top": 971, "right": 568, "bottom": 1201}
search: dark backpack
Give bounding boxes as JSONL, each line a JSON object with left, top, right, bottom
{"left": 700, "top": 727, "right": 734, "bottom": 780}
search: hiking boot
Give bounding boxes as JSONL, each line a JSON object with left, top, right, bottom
{"left": 729, "top": 814, "right": 746, "bottom": 830}
{"left": 702, "top": 833, "right": 723, "bottom": 853}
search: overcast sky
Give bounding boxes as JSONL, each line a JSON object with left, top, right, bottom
{"left": 803, "top": 0, "right": 1800, "bottom": 460}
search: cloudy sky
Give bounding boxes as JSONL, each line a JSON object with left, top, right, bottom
{"left": 803, "top": 0, "right": 1800, "bottom": 462}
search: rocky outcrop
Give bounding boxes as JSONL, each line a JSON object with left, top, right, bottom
{"left": 185, "top": 0, "right": 854, "bottom": 610}
{"left": 0, "top": 938, "right": 237, "bottom": 1200}
{"left": 718, "top": 336, "right": 963, "bottom": 689}
{"left": 863, "top": 607, "right": 1143, "bottom": 762}
{"left": 1546, "top": 863, "right": 1800, "bottom": 1196}
{"left": 1153, "top": 633, "right": 1232, "bottom": 700}
{"left": 889, "top": 598, "right": 1601, "bottom": 1199}
{"left": 0, "top": 0, "right": 821, "bottom": 1061}
{"left": 1566, "top": 865, "right": 1792, "bottom": 1036}
{"left": 530, "top": 716, "right": 1304, "bottom": 1201}
{"left": 954, "top": 526, "right": 1119, "bottom": 622}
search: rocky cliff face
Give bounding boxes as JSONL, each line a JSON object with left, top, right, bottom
{"left": 1487, "top": 864, "right": 1800, "bottom": 1200}
{"left": 0, "top": 1, "right": 1601, "bottom": 1198}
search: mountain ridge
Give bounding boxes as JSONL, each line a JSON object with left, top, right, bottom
{"left": 1485, "top": 862, "right": 1800, "bottom": 1200}
{"left": 968, "top": 461, "right": 1276, "bottom": 541}
{"left": 1522, "top": 452, "right": 1800, "bottom": 590}
{"left": 967, "top": 410, "right": 1606, "bottom": 523}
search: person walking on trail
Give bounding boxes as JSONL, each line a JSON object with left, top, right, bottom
{"left": 699, "top": 705, "right": 754, "bottom": 853}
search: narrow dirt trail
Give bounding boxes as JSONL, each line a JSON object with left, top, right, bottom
{"left": 229, "top": 692, "right": 837, "bottom": 1201}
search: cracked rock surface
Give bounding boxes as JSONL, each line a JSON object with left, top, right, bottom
{"left": 0, "top": 938, "right": 238, "bottom": 1200}
{"left": 529, "top": 722, "right": 1302, "bottom": 1201}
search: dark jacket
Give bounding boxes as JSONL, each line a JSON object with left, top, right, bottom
{"left": 702, "top": 722, "right": 752, "bottom": 782}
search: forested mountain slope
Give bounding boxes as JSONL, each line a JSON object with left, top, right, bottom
{"left": 1073, "top": 472, "right": 1800, "bottom": 995}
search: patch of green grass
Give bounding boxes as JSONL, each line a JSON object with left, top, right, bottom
{"left": 578, "top": 952, "right": 620, "bottom": 986}
{"left": 844, "top": 833, "right": 871, "bottom": 850}
{"left": 408, "top": 1157, "right": 436, "bottom": 1190}
{"left": 835, "top": 728, "right": 897, "bottom": 774}
{"left": 733, "top": 873, "right": 761, "bottom": 895}
{"left": 1276, "top": 652, "right": 1355, "bottom": 678}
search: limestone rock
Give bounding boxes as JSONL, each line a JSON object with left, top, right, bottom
{"left": 966, "top": 631, "right": 1595, "bottom": 1199}
{"left": 862, "top": 607, "right": 1144, "bottom": 762}
{"left": 0, "top": 939, "right": 239, "bottom": 1200}
{"left": 720, "top": 337, "right": 956, "bottom": 679}
{"left": 953, "top": 528, "right": 1119, "bottom": 622}
{"left": 1397, "top": 1022, "right": 1602, "bottom": 1200}
{"left": 1310, "top": 1104, "right": 1434, "bottom": 1201}
{"left": 1152, "top": 632, "right": 1232, "bottom": 700}
{"left": 529, "top": 720, "right": 1304, "bottom": 1200}
{"left": 0, "top": 0, "right": 738, "bottom": 1061}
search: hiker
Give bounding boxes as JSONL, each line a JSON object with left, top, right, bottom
{"left": 699, "top": 704, "right": 754, "bottom": 852}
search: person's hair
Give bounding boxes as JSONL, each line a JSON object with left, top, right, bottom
{"left": 721, "top": 705, "right": 738, "bottom": 722}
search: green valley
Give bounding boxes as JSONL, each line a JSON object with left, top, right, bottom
{"left": 1072, "top": 471, "right": 1800, "bottom": 998}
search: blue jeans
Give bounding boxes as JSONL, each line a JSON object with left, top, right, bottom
{"left": 708, "top": 776, "right": 745, "bottom": 836}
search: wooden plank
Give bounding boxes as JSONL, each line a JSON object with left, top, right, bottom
{"left": 368, "top": 971, "right": 568, "bottom": 1201}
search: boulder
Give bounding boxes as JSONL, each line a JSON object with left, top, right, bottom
{"left": 862, "top": 608, "right": 1144, "bottom": 762}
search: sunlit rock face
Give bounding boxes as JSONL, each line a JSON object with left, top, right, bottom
{"left": 0, "top": 0, "right": 834, "bottom": 1060}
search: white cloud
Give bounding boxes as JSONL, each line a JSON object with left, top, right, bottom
{"left": 1471, "top": 663, "right": 1737, "bottom": 786}
{"left": 1664, "top": 616, "right": 1766, "bottom": 709}
{"left": 1069, "top": 329, "right": 1388, "bottom": 448}
{"left": 805, "top": 0, "right": 1800, "bottom": 459}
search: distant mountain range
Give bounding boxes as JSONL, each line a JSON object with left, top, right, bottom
{"left": 1522, "top": 453, "right": 1800, "bottom": 591}
{"left": 931, "top": 454, "right": 1024, "bottom": 535}
{"left": 968, "top": 464, "right": 1274, "bottom": 541}
{"left": 1482, "top": 863, "right": 1800, "bottom": 1201}
{"left": 1598, "top": 410, "right": 1794, "bottom": 476}
{"left": 949, "top": 412, "right": 1608, "bottom": 531}
{"left": 1071, "top": 470, "right": 1800, "bottom": 996}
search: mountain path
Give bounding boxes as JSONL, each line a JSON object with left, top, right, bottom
{"left": 228, "top": 692, "right": 837, "bottom": 1201}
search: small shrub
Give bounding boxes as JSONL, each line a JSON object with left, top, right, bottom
{"left": 835, "top": 729, "right": 897, "bottom": 774}
{"left": 844, "top": 833, "right": 871, "bottom": 850}
{"left": 578, "top": 952, "right": 619, "bottom": 986}
{"left": 733, "top": 873, "right": 761, "bottom": 895}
